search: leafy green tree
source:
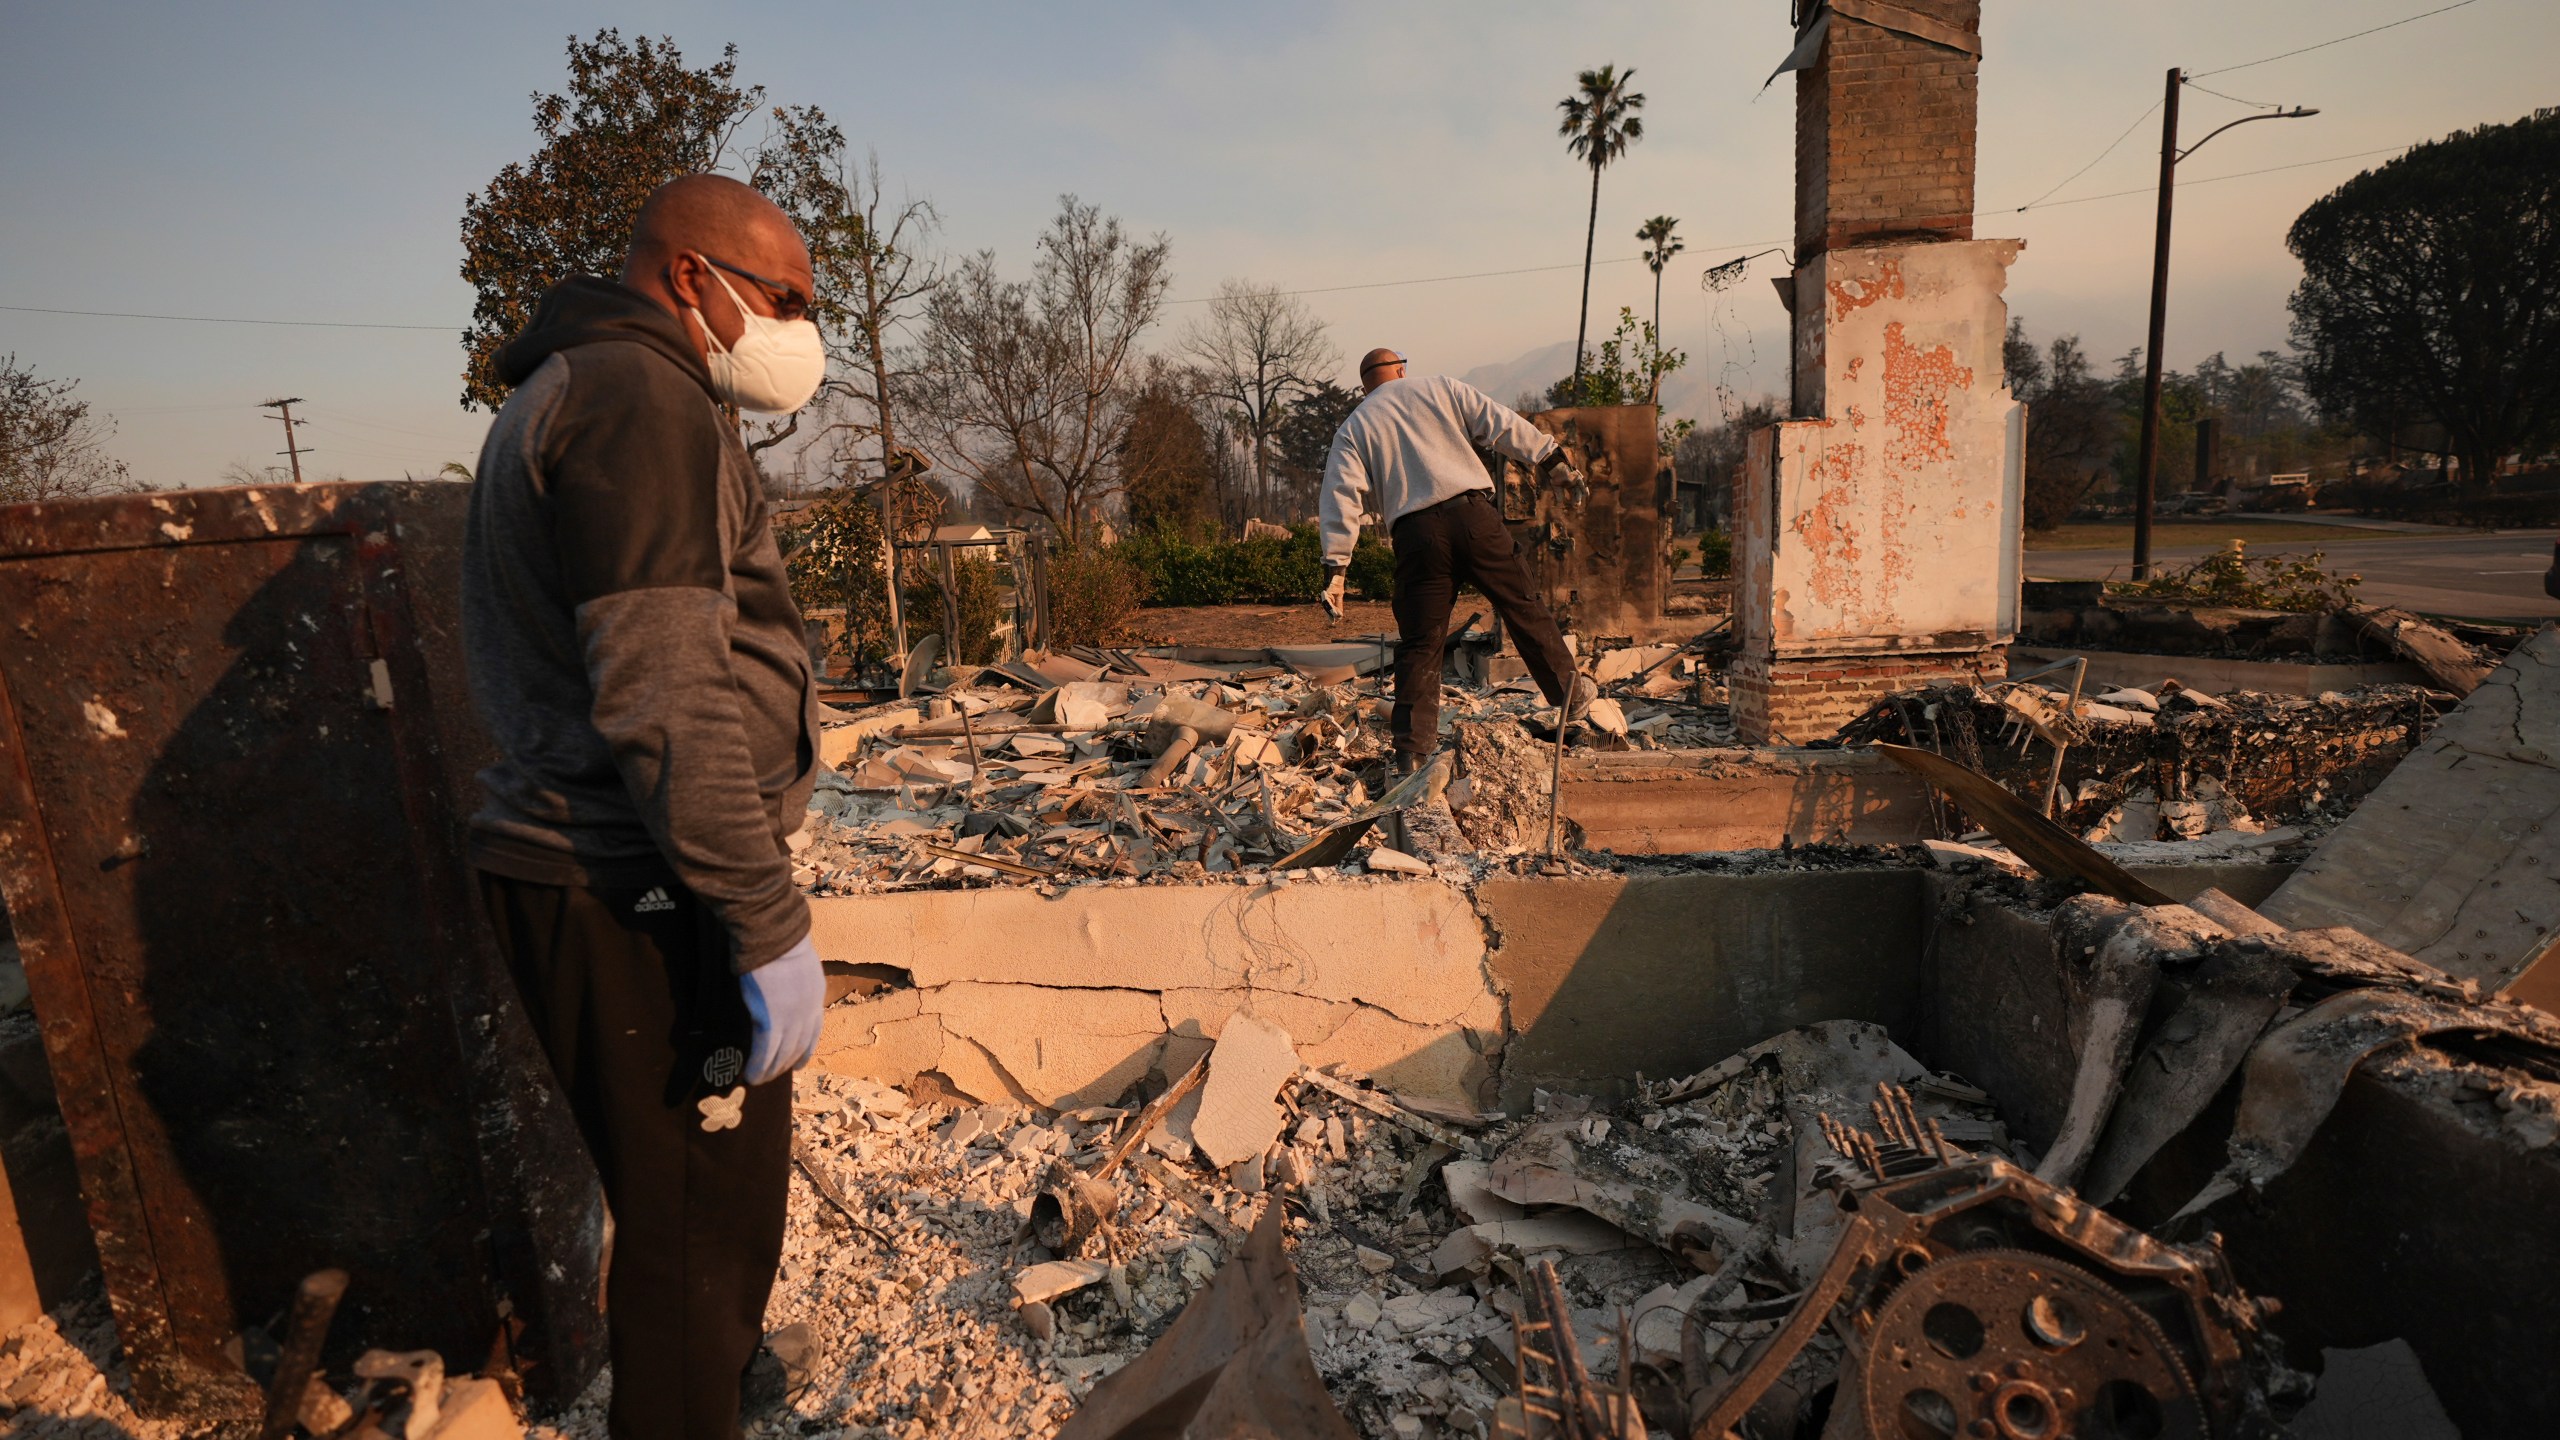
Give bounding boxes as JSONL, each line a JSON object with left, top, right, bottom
{"left": 1636, "top": 215, "right": 1682, "bottom": 400}
{"left": 457, "top": 31, "right": 766, "bottom": 410}
{"left": 1547, "top": 307, "right": 1684, "bottom": 410}
{"left": 2288, "top": 111, "right": 2560, "bottom": 492}
{"left": 776, "top": 487, "right": 893, "bottom": 668}
{"left": 1557, "top": 66, "right": 1645, "bottom": 395}
{"left": 1, "top": 356, "right": 136, "bottom": 504}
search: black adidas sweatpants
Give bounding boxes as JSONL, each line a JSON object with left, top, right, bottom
{"left": 477, "top": 872, "right": 793, "bottom": 1440}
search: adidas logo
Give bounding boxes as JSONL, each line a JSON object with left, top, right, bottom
{"left": 633, "top": 887, "right": 676, "bottom": 914}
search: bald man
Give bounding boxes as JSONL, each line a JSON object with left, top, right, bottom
{"left": 1320, "top": 349, "right": 1595, "bottom": 768}
{"left": 462, "top": 174, "right": 827, "bottom": 1440}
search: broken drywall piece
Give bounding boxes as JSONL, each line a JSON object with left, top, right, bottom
{"left": 1920, "top": 838, "right": 2027, "bottom": 872}
{"left": 1582, "top": 697, "right": 1629, "bottom": 738}
{"left": 1191, "top": 1013, "right": 1300, "bottom": 1170}
{"left": 1430, "top": 1214, "right": 1638, "bottom": 1277}
{"left": 1440, "top": 1158, "right": 1525, "bottom": 1226}
{"left": 1630, "top": 1274, "right": 1718, "bottom": 1366}
{"left": 1589, "top": 644, "right": 1679, "bottom": 686}
{"left": 1362, "top": 846, "right": 1432, "bottom": 875}
{"left": 1015, "top": 1258, "right": 1113, "bottom": 1306}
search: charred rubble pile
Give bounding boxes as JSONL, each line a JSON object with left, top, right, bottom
{"left": 508, "top": 1013, "right": 2319, "bottom": 1440}
{"left": 793, "top": 639, "right": 1731, "bottom": 892}
{"left": 2022, "top": 588, "right": 2518, "bottom": 674}
{"left": 1834, "top": 676, "right": 2442, "bottom": 851}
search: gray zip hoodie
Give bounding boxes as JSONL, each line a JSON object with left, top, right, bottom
{"left": 460, "top": 277, "right": 817, "bottom": 972}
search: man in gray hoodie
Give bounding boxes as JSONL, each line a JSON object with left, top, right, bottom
{"left": 461, "top": 174, "right": 826, "bottom": 1440}
{"left": 1319, "top": 348, "right": 1594, "bottom": 767}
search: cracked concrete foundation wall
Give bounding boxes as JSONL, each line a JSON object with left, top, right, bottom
{"left": 804, "top": 881, "right": 1506, "bottom": 1110}
{"left": 802, "top": 863, "right": 2300, "bottom": 1118}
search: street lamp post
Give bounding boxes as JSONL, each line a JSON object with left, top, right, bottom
{"left": 2129, "top": 70, "right": 2316, "bottom": 579}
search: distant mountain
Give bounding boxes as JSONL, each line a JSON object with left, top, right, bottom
{"left": 1457, "top": 339, "right": 1741, "bottom": 426}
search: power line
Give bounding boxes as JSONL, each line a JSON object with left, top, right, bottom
{"left": 2005, "top": 143, "right": 2414, "bottom": 213}
{"left": 2016, "top": 100, "right": 2163, "bottom": 213}
{"left": 0, "top": 303, "right": 451, "bottom": 332}
{"left": 2192, "top": 0, "right": 2483, "bottom": 78}
{"left": 2182, "top": 81, "right": 2282, "bottom": 110}
{"left": 1163, "top": 254, "right": 1653, "bottom": 306}
{"left": 2012, "top": 0, "right": 2481, "bottom": 213}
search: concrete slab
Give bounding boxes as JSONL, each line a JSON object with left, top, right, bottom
{"left": 1478, "top": 870, "right": 1930, "bottom": 1109}
{"left": 2263, "top": 626, "right": 2560, "bottom": 984}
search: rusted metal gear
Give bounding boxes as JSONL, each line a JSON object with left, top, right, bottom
{"left": 1840, "top": 1249, "right": 2204, "bottom": 1440}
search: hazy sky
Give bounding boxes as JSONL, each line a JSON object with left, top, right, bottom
{"left": 1, "top": 0, "right": 2546, "bottom": 489}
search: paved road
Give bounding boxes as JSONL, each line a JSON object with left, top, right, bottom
{"left": 2026, "top": 526, "right": 2560, "bottom": 623}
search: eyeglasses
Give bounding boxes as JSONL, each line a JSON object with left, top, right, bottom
{"left": 1359, "top": 355, "right": 1407, "bottom": 376}
{"left": 702, "top": 256, "right": 813, "bottom": 323}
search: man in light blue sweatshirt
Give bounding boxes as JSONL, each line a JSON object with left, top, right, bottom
{"left": 1319, "top": 348, "right": 1596, "bottom": 767}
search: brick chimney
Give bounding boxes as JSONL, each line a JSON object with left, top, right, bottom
{"left": 1793, "top": 0, "right": 1982, "bottom": 260}
{"left": 1730, "top": 0, "right": 2020, "bottom": 744}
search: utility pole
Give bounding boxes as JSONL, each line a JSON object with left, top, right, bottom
{"left": 2130, "top": 74, "right": 2316, "bottom": 579}
{"left": 261, "top": 397, "right": 309, "bottom": 485}
{"left": 2130, "top": 70, "right": 2181, "bottom": 581}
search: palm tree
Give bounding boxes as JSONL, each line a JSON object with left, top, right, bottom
{"left": 1558, "top": 65, "right": 1646, "bottom": 397}
{"left": 1637, "top": 215, "right": 1684, "bottom": 402}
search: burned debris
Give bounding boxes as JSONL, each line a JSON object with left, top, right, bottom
{"left": 796, "top": 637, "right": 1733, "bottom": 892}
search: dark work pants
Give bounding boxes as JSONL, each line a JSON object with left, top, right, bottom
{"left": 477, "top": 873, "right": 791, "bottom": 1440}
{"left": 1388, "top": 488, "right": 1579, "bottom": 759}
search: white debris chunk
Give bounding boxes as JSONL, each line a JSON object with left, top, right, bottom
{"left": 1190, "top": 1013, "right": 1300, "bottom": 1169}
{"left": 1013, "top": 1258, "right": 1112, "bottom": 1306}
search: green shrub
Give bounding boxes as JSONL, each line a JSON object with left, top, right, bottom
{"left": 1115, "top": 524, "right": 1394, "bottom": 606}
{"left": 777, "top": 489, "right": 893, "bottom": 669}
{"left": 2110, "top": 540, "right": 2360, "bottom": 613}
{"left": 1696, "top": 527, "right": 1733, "bottom": 580}
{"left": 1045, "top": 544, "right": 1152, "bottom": 645}
{"left": 902, "top": 552, "right": 1007, "bottom": 664}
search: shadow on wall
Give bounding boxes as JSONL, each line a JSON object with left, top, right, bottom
{"left": 1478, "top": 869, "right": 1935, "bottom": 1112}
{"left": 0, "top": 484, "right": 604, "bottom": 1414}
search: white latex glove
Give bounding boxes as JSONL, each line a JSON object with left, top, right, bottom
{"left": 740, "top": 934, "right": 826, "bottom": 1085}
{"left": 1318, "top": 568, "right": 1347, "bottom": 620}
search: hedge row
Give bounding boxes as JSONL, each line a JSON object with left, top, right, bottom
{"left": 1114, "top": 524, "right": 1396, "bottom": 607}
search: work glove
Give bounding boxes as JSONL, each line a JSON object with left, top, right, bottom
{"left": 1318, "top": 565, "right": 1347, "bottom": 621}
{"left": 740, "top": 933, "right": 827, "bottom": 1086}
{"left": 1539, "top": 447, "right": 1588, "bottom": 492}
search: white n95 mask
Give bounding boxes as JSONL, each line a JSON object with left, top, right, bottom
{"left": 691, "top": 264, "right": 826, "bottom": 414}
